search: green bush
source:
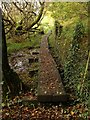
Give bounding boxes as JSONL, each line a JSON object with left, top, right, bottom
{"left": 64, "top": 21, "right": 86, "bottom": 101}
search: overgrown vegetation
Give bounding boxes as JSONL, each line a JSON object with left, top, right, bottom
{"left": 48, "top": 2, "right": 89, "bottom": 102}
{"left": 48, "top": 2, "right": 89, "bottom": 119}
{"left": 1, "top": 1, "right": 89, "bottom": 120}
{"left": 64, "top": 21, "right": 88, "bottom": 101}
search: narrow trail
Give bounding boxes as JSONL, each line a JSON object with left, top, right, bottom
{"left": 38, "top": 33, "right": 68, "bottom": 102}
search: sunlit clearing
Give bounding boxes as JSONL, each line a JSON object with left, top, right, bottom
{"left": 41, "top": 11, "right": 54, "bottom": 33}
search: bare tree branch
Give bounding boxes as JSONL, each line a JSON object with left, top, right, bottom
{"left": 25, "top": 2, "right": 44, "bottom": 31}
{"left": 13, "top": 2, "right": 25, "bottom": 14}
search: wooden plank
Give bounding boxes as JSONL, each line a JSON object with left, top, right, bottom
{"left": 37, "top": 35, "right": 68, "bottom": 102}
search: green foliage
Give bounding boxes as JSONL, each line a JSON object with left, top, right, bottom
{"left": 64, "top": 21, "right": 86, "bottom": 101}
{"left": 47, "top": 2, "right": 88, "bottom": 106}
{"left": 73, "top": 21, "right": 85, "bottom": 41}
{"left": 47, "top": 2, "right": 88, "bottom": 22}
{"left": 7, "top": 34, "right": 42, "bottom": 53}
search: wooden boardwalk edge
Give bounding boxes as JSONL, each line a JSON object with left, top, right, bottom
{"left": 38, "top": 33, "right": 69, "bottom": 102}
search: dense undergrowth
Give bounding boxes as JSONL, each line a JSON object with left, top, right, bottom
{"left": 48, "top": 19, "right": 89, "bottom": 118}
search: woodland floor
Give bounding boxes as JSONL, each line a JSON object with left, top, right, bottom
{"left": 2, "top": 45, "right": 88, "bottom": 119}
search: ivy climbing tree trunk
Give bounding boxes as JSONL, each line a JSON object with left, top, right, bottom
{"left": 2, "top": 18, "right": 22, "bottom": 97}
{"left": 64, "top": 21, "right": 85, "bottom": 97}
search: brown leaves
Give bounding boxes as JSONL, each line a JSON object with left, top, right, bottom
{"left": 2, "top": 102, "right": 88, "bottom": 120}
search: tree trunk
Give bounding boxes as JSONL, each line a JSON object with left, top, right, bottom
{"left": 2, "top": 19, "right": 22, "bottom": 97}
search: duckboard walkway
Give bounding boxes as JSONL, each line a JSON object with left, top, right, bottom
{"left": 37, "top": 33, "right": 68, "bottom": 102}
